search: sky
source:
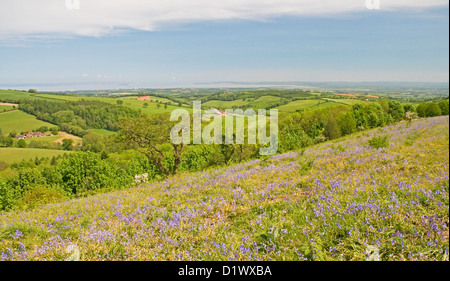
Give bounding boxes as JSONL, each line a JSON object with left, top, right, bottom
{"left": 0, "top": 0, "right": 448, "bottom": 91}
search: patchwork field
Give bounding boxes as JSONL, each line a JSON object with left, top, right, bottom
{"left": 32, "top": 93, "right": 187, "bottom": 114}
{"left": 88, "top": 129, "right": 117, "bottom": 136}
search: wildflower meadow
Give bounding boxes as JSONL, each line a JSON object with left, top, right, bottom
{"left": 0, "top": 116, "right": 448, "bottom": 261}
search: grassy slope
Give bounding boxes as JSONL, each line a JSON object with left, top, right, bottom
{"left": 33, "top": 93, "right": 189, "bottom": 115}
{"left": 87, "top": 129, "right": 117, "bottom": 136}
{"left": 0, "top": 90, "right": 40, "bottom": 103}
{"left": 0, "top": 110, "right": 55, "bottom": 136}
{"left": 0, "top": 116, "right": 448, "bottom": 261}
{"left": 275, "top": 99, "right": 345, "bottom": 111}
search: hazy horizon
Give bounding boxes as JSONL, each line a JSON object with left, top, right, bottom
{"left": 1, "top": 80, "right": 449, "bottom": 93}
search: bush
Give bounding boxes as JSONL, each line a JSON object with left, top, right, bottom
{"left": 17, "top": 139, "right": 27, "bottom": 148}
{"left": 324, "top": 117, "right": 341, "bottom": 140}
{"left": 337, "top": 112, "right": 357, "bottom": 136}
{"left": 417, "top": 102, "right": 442, "bottom": 118}
{"left": 7, "top": 168, "right": 47, "bottom": 197}
{"left": 19, "top": 186, "right": 67, "bottom": 210}
{"left": 438, "top": 100, "right": 449, "bottom": 116}
{"left": 53, "top": 152, "right": 132, "bottom": 195}
{"left": 368, "top": 135, "right": 390, "bottom": 149}
{"left": 0, "top": 177, "right": 17, "bottom": 211}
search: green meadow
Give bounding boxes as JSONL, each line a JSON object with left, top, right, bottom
{"left": 87, "top": 129, "right": 117, "bottom": 136}
{"left": 0, "top": 105, "right": 15, "bottom": 112}
{"left": 0, "top": 110, "right": 55, "bottom": 136}
{"left": 0, "top": 147, "right": 72, "bottom": 164}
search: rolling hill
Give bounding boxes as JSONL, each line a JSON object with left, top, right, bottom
{"left": 0, "top": 110, "right": 55, "bottom": 136}
{"left": 0, "top": 116, "right": 448, "bottom": 261}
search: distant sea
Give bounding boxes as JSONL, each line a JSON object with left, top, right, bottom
{"left": 0, "top": 81, "right": 446, "bottom": 92}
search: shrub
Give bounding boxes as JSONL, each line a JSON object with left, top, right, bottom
{"left": 54, "top": 152, "right": 132, "bottom": 195}
{"left": 438, "top": 100, "right": 449, "bottom": 116}
{"left": 417, "top": 102, "right": 442, "bottom": 118}
{"left": 0, "top": 177, "right": 17, "bottom": 211}
{"left": 368, "top": 135, "right": 390, "bottom": 149}
{"left": 337, "top": 112, "right": 357, "bottom": 136}
{"left": 17, "top": 139, "right": 27, "bottom": 148}
{"left": 19, "top": 186, "right": 67, "bottom": 210}
{"left": 324, "top": 117, "right": 342, "bottom": 140}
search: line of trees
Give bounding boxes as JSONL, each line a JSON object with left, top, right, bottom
{"left": 19, "top": 100, "right": 139, "bottom": 136}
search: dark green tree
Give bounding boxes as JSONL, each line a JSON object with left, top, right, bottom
{"left": 337, "top": 112, "right": 357, "bottom": 136}
{"left": 62, "top": 139, "right": 74, "bottom": 151}
{"left": 438, "top": 100, "right": 449, "bottom": 116}
{"left": 388, "top": 100, "right": 405, "bottom": 122}
{"left": 118, "top": 114, "right": 185, "bottom": 176}
{"left": 324, "top": 117, "right": 342, "bottom": 140}
{"left": 17, "top": 139, "right": 27, "bottom": 148}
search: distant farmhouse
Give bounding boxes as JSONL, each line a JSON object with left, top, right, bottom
{"left": 16, "top": 131, "right": 50, "bottom": 140}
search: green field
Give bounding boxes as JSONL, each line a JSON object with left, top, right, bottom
{"left": 324, "top": 98, "right": 367, "bottom": 105}
{"left": 0, "top": 90, "right": 49, "bottom": 103}
{"left": 119, "top": 97, "right": 189, "bottom": 114}
{"left": 0, "top": 147, "right": 72, "bottom": 164}
{"left": 0, "top": 105, "right": 15, "bottom": 112}
{"left": 119, "top": 95, "right": 178, "bottom": 105}
{"left": 0, "top": 110, "right": 55, "bottom": 136}
{"left": 202, "top": 99, "right": 250, "bottom": 109}
{"left": 88, "top": 129, "right": 117, "bottom": 136}
{"left": 275, "top": 99, "right": 346, "bottom": 111}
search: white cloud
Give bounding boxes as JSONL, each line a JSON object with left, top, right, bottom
{"left": 0, "top": 0, "right": 447, "bottom": 39}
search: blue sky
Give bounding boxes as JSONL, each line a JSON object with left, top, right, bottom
{"left": 0, "top": 1, "right": 448, "bottom": 90}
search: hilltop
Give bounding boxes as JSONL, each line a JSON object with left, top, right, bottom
{"left": 0, "top": 116, "right": 448, "bottom": 261}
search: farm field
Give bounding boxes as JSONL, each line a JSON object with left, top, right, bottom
{"left": 23, "top": 134, "right": 60, "bottom": 145}
{"left": 0, "top": 90, "right": 52, "bottom": 103}
{"left": 53, "top": 131, "right": 81, "bottom": 145}
{"left": 0, "top": 116, "right": 448, "bottom": 261}
{"left": 0, "top": 147, "right": 72, "bottom": 164}
{"left": 0, "top": 110, "right": 55, "bottom": 136}
{"left": 324, "top": 98, "right": 367, "bottom": 105}
{"left": 88, "top": 129, "right": 117, "bottom": 136}
{"left": 33, "top": 93, "right": 188, "bottom": 114}
{"left": 275, "top": 99, "right": 345, "bottom": 111}
{"left": 118, "top": 96, "right": 189, "bottom": 114}
{"left": 202, "top": 99, "right": 250, "bottom": 109}
{"left": 0, "top": 105, "right": 14, "bottom": 112}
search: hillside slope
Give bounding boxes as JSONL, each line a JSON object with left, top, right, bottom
{"left": 0, "top": 116, "right": 448, "bottom": 261}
